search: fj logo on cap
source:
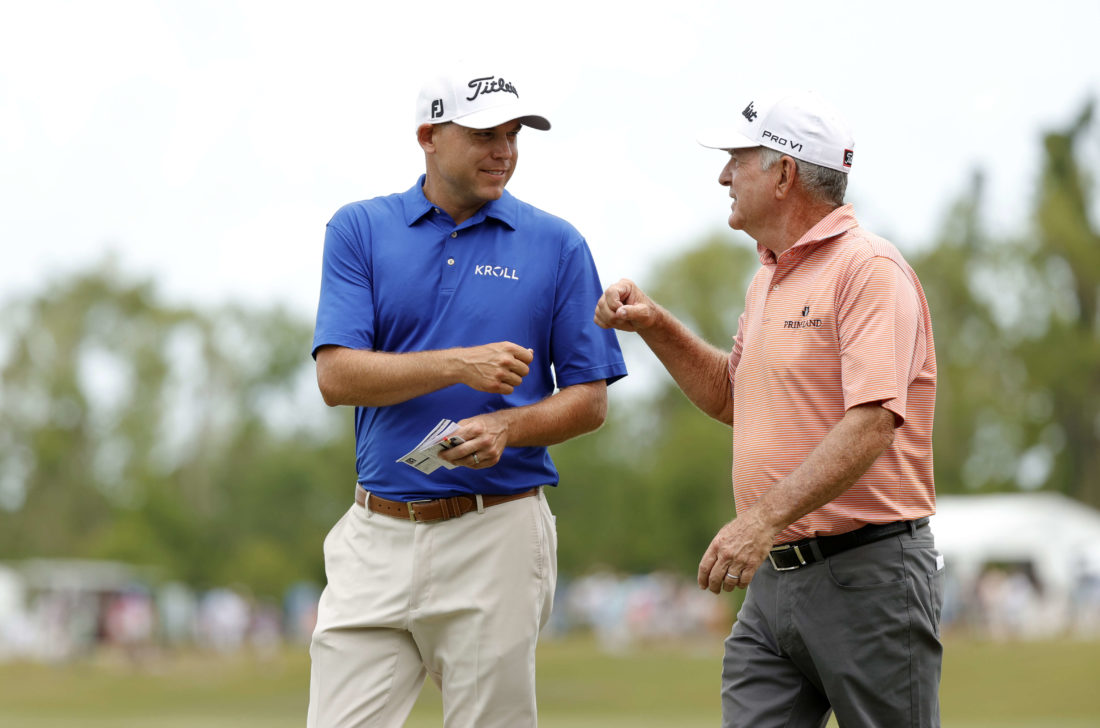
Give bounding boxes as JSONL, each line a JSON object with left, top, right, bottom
{"left": 742, "top": 102, "right": 758, "bottom": 122}
{"left": 843, "top": 149, "right": 854, "bottom": 168}
{"left": 431, "top": 99, "right": 444, "bottom": 120}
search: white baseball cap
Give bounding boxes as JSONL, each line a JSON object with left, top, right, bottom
{"left": 415, "top": 69, "right": 550, "bottom": 130}
{"left": 697, "top": 89, "right": 855, "bottom": 173}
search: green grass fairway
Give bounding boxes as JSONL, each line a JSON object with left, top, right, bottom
{"left": 0, "top": 635, "right": 1097, "bottom": 727}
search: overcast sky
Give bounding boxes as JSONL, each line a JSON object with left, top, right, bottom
{"left": 3, "top": 0, "right": 1099, "bottom": 324}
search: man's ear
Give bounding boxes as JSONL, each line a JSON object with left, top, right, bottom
{"left": 417, "top": 123, "right": 436, "bottom": 153}
{"left": 775, "top": 155, "right": 798, "bottom": 199}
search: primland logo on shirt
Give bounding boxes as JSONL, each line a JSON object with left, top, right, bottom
{"left": 784, "top": 318, "right": 823, "bottom": 329}
{"left": 474, "top": 264, "right": 520, "bottom": 281}
{"left": 784, "top": 304, "right": 823, "bottom": 329}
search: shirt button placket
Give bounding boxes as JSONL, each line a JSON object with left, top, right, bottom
{"left": 448, "top": 230, "right": 459, "bottom": 267}
{"left": 442, "top": 230, "right": 460, "bottom": 289}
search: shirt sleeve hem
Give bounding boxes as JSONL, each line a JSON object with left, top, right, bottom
{"left": 556, "top": 363, "right": 629, "bottom": 389}
{"left": 311, "top": 335, "right": 372, "bottom": 360}
{"left": 846, "top": 395, "right": 905, "bottom": 427}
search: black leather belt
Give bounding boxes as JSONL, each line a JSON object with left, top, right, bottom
{"left": 768, "top": 517, "right": 930, "bottom": 571}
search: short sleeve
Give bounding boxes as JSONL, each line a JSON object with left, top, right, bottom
{"left": 728, "top": 310, "right": 747, "bottom": 385}
{"left": 311, "top": 214, "right": 376, "bottom": 358}
{"left": 836, "top": 256, "right": 921, "bottom": 424}
{"left": 549, "top": 235, "right": 627, "bottom": 388}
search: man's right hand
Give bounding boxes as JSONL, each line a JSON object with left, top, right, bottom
{"left": 594, "top": 278, "right": 660, "bottom": 332}
{"left": 459, "top": 342, "right": 533, "bottom": 394}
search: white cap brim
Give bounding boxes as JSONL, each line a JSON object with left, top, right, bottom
{"left": 453, "top": 105, "right": 551, "bottom": 131}
{"left": 696, "top": 126, "right": 759, "bottom": 150}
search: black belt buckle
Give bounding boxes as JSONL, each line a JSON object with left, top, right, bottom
{"left": 768, "top": 543, "right": 808, "bottom": 571}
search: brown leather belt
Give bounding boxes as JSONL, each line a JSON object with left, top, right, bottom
{"left": 354, "top": 486, "right": 539, "bottom": 523}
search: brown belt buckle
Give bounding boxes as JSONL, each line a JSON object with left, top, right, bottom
{"left": 406, "top": 499, "right": 433, "bottom": 522}
{"left": 769, "top": 544, "right": 808, "bottom": 571}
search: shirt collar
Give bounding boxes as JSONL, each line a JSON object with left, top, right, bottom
{"left": 401, "top": 174, "right": 519, "bottom": 230}
{"left": 756, "top": 203, "right": 859, "bottom": 264}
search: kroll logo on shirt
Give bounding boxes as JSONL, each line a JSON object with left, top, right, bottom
{"left": 474, "top": 264, "right": 520, "bottom": 281}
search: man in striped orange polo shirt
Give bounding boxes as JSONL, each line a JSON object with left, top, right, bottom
{"left": 595, "top": 89, "right": 942, "bottom": 727}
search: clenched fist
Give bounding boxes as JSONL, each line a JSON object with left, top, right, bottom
{"left": 459, "top": 342, "right": 534, "bottom": 394}
{"left": 594, "top": 278, "right": 660, "bottom": 332}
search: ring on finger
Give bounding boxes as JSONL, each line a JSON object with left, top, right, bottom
{"left": 724, "top": 571, "right": 740, "bottom": 582}
{"left": 473, "top": 453, "right": 480, "bottom": 465}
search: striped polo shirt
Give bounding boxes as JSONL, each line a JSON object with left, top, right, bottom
{"left": 728, "top": 204, "right": 936, "bottom": 543}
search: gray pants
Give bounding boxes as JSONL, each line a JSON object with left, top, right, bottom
{"left": 722, "top": 521, "right": 944, "bottom": 728}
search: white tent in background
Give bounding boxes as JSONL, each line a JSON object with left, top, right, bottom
{"left": 929, "top": 492, "right": 1100, "bottom": 636}
{"left": 931, "top": 492, "right": 1100, "bottom": 590}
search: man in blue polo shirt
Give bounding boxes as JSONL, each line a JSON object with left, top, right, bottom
{"left": 306, "top": 67, "right": 627, "bottom": 728}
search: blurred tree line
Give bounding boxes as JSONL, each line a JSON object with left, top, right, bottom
{"left": 1, "top": 103, "right": 1097, "bottom": 599}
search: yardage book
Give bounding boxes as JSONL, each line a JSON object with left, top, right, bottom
{"left": 396, "top": 418, "right": 465, "bottom": 474}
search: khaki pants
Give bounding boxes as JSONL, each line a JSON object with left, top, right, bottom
{"left": 307, "top": 487, "right": 557, "bottom": 728}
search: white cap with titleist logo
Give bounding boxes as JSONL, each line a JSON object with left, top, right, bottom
{"left": 697, "top": 89, "right": 855, "bottom": 174}
{"left": 415, "top": 68, "right": 550, "bottom": 131}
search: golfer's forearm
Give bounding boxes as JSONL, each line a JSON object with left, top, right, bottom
{"left": 487, "top": 380, "right": 608, "bottom": 448}
{"left": 316, "top": 346, "right": 461, "bottom": 407}
{"left": 751, "top": 403, "right": 896, "bottom": 533}
{"left": 638, "top": 307, "right": 733, "bottom": 424}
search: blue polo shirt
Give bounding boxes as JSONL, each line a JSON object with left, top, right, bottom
{"left": 313, "top": 177, "right": 627, "bottom": 501}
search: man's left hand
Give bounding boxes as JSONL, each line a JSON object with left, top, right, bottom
{"left": 438, "top": 412, "right": 508, "bottom": 469}
{"left": 698, "top": 515, "right": 776, "bottom": 594}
